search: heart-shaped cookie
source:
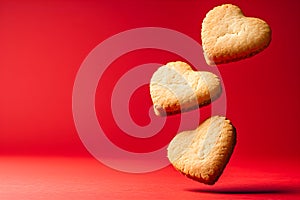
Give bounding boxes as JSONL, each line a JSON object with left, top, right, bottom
{"left": 167, "top": 116, "right": 236, "bottom": 185}
{"left": 201, "top": 4, "right": 271, "bottom": 65}
{"left": 150, "top": 61, "right": 222, "bottom": 116}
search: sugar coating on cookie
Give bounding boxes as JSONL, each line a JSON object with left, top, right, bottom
{"left": 167, "top": 116, "right": 236, "bottom": 185}
{"left": 150, "top": 61, "right": 222, "bottom": 116}
{"left": 201, "top": 4, "right": 271, "bottom": 65}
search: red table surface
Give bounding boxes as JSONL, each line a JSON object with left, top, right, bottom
{"left": 0, "top": 156, "right": 299, "bottom": 200}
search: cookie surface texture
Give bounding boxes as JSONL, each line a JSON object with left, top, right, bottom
{"left": 167, "top": 116, "right": 236, "bottom": 185}
{"left": 150, "top": 61, "right": 222, "bottom": 116}
{"left": 201, "top": 4, "right": 271, "bottom": 65}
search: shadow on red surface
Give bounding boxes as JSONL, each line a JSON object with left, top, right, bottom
{"left": 186, "top": 184, "right": 299, "bottom": 195}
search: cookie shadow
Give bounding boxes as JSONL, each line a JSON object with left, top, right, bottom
{"left": 186, "top": 184, "right": 298, "bottom": 195}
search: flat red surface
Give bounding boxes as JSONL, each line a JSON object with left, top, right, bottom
{"left": 0, "top": 0, "right": 300, "bottom": 199}
{"left": 0, "top": 156, "right": 299, "bottom": 200}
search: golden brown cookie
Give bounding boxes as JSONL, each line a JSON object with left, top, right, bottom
{"left": 150, "top": 61, "right": 222, "bottom": 116}
{"left": 167, "top": 116, "right": 236, "bottom": 185}
{"left": 201, "top": 4, "right": 271, "bottom": 65}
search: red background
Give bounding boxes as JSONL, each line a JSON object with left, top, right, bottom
{"left": 0, "top": 0, "right": 299, "bottom": 199}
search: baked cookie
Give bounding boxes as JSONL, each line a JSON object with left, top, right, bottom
{"left": 167, "top": 116, "right": 236, "bottom": 185}
{"left": 150, "top": 61, "right": 222, "bottom": 116}
{"left": 201, "top": 4, "right": 271, "bottom": 65}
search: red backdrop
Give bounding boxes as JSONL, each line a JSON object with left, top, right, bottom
{"left": 1, "top": 0, "right": 299, "bottom": 159}
{"left": 0, "top": 0, "right": 299, "bottom": 199}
